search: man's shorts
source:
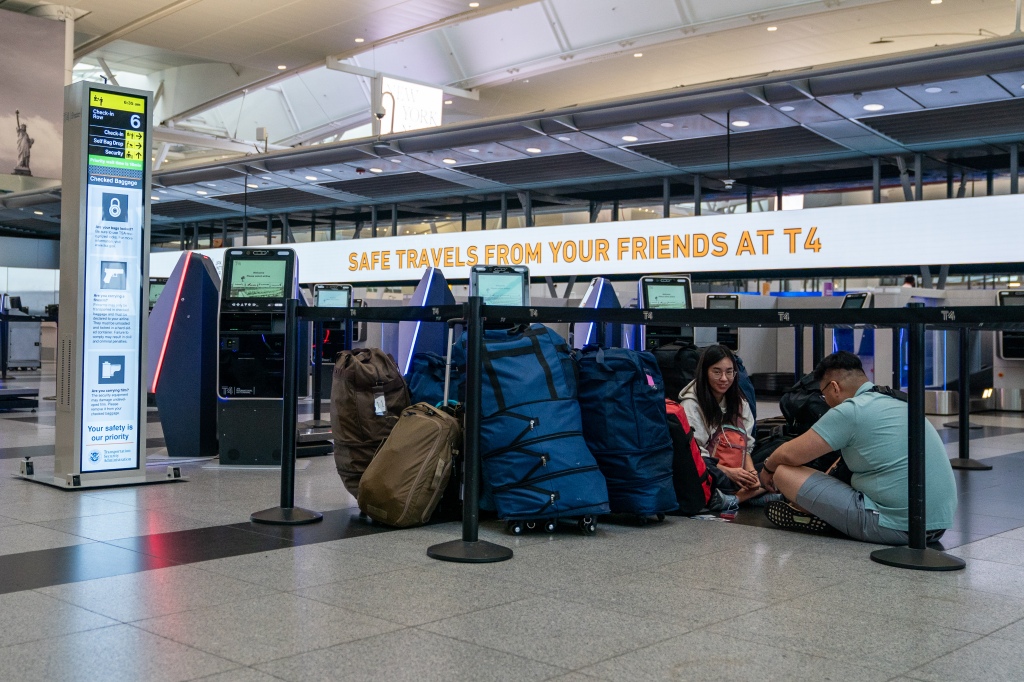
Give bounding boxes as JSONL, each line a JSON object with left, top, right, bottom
{"left": 795, "top": 471, "right": 944, "bottom": 545}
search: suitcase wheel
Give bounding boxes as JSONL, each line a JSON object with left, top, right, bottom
{"left": 526, "top": 521, "right": 537, "bottom": 531}
{"left": 578, "top": 517, "right": 597, "bottom": 535}
{"left": 544, "top": 520, "right": 557, "bottom": 533}
{"left": 656, "top": 513, "right": 666, "bottom": 522}
{"left": 635, "top": 515, "right": 649, "bottom": 527}
{"left": 507, "top": 520, "right": 525, "bottom": 536}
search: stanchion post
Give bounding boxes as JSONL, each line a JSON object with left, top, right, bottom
{"left": 0, "top": 313, "right": 9, "bottom": 381}
{"left": 892, "top": 326, "right": 902, "bottom": 389}
{"left": 793, "top": 324, "right": 804, "bottom": 382}
{"left": 251, "top": 298, "right": 323, "bottom": 525}
{"left": 428, "top": 296, "right": 513, "bottom": 563}
{"left": 871, "top": 319, "right": 965, "bottom": 570}
{"left": 812, "top": 324, "right": 825, "bottom": 369}
{"left": 950, "top": 325, "right": 991, "bottom": 469}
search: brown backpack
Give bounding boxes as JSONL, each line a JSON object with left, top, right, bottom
{"left": 358, "top": 403, "right": 462, "bottom": 527}
{"left": 331, "top": 349, "right": 410, "bottom": 497}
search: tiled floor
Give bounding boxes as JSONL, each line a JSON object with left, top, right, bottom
{"left": 2, "top": 364, "right": 1024, "bottom": 681}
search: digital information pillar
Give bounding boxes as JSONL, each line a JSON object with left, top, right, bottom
{"left": 45, "top": 82, "right": 169, "bottom": 488}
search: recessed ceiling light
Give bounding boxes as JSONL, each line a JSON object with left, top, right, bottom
{"left": 524, "top": 79, "right": 529, "bottom": 83}
{"left": 305, "top": 175, "right": 317, "bottom": 181}
{"left": 444, "top": 100, "right": 453, "bottom": 105}
{"left": 767, "top": 26, "right": 778, "bottom": 31}
{"left": 158, "top": 189, "right": 167, "bottom": 194}
{"left": 779, "top": 105, "right": 796, "bottom": 112}
{"left": 930, "top": 0, "right": 942, "bottom": 4}
{"left": 262, "top": 175, "right": 272, "bottom": 179}
{"left": 526, "top": 147, "right": 542, "bottom": 153}
{"left": 467, "top": 148, "right": 480, "bottom": 153}
{"left": 469, "top": 2, "right": 479, "bottom": 6}
{"left": 322, "top": 168, "right": 332, "bottom": 172}
{"left": 557, "top": 136, "right": 571, "bottom": 141}
{"left": 863, "top": 103, "right": 885, "bottom": 111}
{"left": 33, "top": 210, "right": 43, "bottom": 215}
{"left": 355, "top": 37, "right": 365, "bottom": 43}
{"left": 207, "top": 183, "right": 217, "bottom": 187}
{"left": 277, "top": 65, "right": 287, "bottom": 70}
{"left": 151, "top": 197, "right": 159, "bottom": 201}
{"left": 369, "top": 167, "right": 383, "bottom": 173}
{"left": 246, "top": 183, "right": 259, "bottom": 188}
{"left": 442, "top": 158, "right": 457, "bottom": 164}
{"left": 621, "top": 135, "right": 639, "bottom": 142}
{"left": 390, "top": 158, "right": 402, "bottom": 163}
{"left": 660, "top": 122, "right": 675, "bottom": 128}
{"left": 196, "top": 190, "right": 208, "bottom": 195}
{"left": 924, "top": 86, "right": 942, "bottom": 93}
{"left": 732, "top": 120, "right": 750, "bottom": 127}
{"left": 633, "top": 52, "right": 643, "bottom": 58}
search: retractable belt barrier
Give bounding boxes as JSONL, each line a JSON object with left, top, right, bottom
{"left": 274, "top": 303, "right": 1022, "bottom": 570}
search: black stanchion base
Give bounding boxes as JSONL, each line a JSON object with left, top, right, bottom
{"left": 427, "top": 539, "right": 513, "bottom": 564}
{"left": 943, "top": 421, "right": 982, "bottom": 429}
{"left": 950, "top": 458, "right": 993, "bottom": 471}
{"left": 250, "top": 507, "right": 323, "bottom": 525}
{"left": 870, "top": 546, "right": 966, "bottom": 571}
{"left": 299, "top": 419, "right": 332, "bottom": 429}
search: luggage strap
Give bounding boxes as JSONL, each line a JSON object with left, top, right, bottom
{"left": 492, "top": 464, "right": 600, "bottom": 494}
{"left": 482, "top": 335, "right": 559, "bottom": 412}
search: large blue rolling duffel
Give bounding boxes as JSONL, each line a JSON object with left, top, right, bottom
{"left": 577, "top": 346, "right": 678, "bottom": 519}
{"left": 467, "top": 324, "right": 610, "bottom": 535}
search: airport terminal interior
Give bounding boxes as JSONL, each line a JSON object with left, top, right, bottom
{"left": 3, "top": 0, "right": 1024, "bottom": 680}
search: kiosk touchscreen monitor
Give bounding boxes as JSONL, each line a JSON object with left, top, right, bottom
{"left": 221, "top": 249, "right": 295, "bottom": 310}
{"left": 314, "top": 284, "right": 352, "bottom": 308}
{"left": 469, "top": 265, "right": 530, "bottom": 306}
{"left": 841, "top": 292, "right": 871, "bottom": 309}
{"left": 638, "top": 275, "right": 693, "bottom": 349}
{"left": 998, "top": 290, "right": 1024, "bottom": 360}
{"left": 149, "top": 278, "right": 167, "bottom": 310}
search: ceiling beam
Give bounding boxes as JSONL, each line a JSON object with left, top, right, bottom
{"left": 74, "top": 0, "right": 205, "bottom": 60}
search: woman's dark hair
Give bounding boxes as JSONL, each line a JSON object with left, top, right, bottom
{"left": 694, "top": 344, "right": 743, "bottom": 430}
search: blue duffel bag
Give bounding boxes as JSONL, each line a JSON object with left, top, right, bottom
{"left": 405, "top": 350, "right": 464, "bottom": 407}
{"left": 463, "top": 324, "right": 610, "bottom": 522}
{"left": 577, "top": 345, "right": 679, "bottom": 516}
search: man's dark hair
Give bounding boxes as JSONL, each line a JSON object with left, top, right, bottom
{"left": 813, "top": 351, "right": 865, "bottom": 383}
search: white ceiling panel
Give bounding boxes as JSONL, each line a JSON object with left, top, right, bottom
{"left": 551, "top": 0, "right": 685, "bottom": 48}
{"left": 442, "top": 3, "right": 561, "bottom": 76}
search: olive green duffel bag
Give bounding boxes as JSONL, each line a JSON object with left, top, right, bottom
{"left": 357, "top": 403, "right": 461, "bottom": 528}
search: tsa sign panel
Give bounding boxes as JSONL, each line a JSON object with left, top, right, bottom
{"left": 80, "top": 88, "right": 147, "bottom": 473}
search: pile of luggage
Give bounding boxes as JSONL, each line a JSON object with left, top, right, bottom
{"left": 330, "top": 324, "right": 739, "bottom": 533}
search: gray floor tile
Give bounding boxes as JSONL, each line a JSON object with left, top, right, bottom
{"left": 421, "top": 595, "right": 681, "bottom": 669}
{"left": 786, "top": 572, "right": 1024, "bottom": 635}
{"left": 905, "top": 635, "right": 1024, "bottom": 681}
{"left": 0, "top": 624, "right": 239, "bottom": 681}
{"left": 0, "top": 523, "right": 93, "bottom": 556}
{"left": 0, "top": 590, "right": 117, "bottom": 647}
{"left": 949, "top": 536, "right": 1024, "bottom": 566}
{"left": 652, "top": 546, "right": 877, "bottom": 602}
{"left": 544, "top": 675, "right": 609, "bottom": 682}
{"left": 295, "top": 565, "right": 536, "bottom": 626}
{"left": 191, "top": 668, "right": 284, "bottom": 682}
{"left": 255, "top": 627, "right": 566, "bottom": 682}
{"left": 989, "top": 617, "right": 1024, "bottom": 642}
{"left": 192, "top": 543, "right": 402, "bottom": 591}
{"left": 0, "top": 514, "right": 21, "bottom": 528}
{"left": 38, "top": 509, "right": 220, "bottom": 542}
{"left": 134, "top": 592, "right": 402, "bottom": 665}
{"left": 581, "top": 630, "right": 889, "bottom": 682}
{"left": 547, "top": 571, "right": 769, "bottom": 628}
{"left": 39, "top": 564, "right": 274, "bottom": 622}
{"left": 996, "top": 525, "right": 1024, "bottom": 542}
{"left": 0, "top": 495, "right": 137, "bottom": 523}
{"left": 706, "top": 602, "right": 980, "bottom": 674}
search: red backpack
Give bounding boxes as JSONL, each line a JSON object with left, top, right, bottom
{"left": 665, "top": 400, "right": 713, "bottom": 514}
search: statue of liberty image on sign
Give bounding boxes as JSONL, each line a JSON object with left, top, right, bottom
{"left": 14, "top": 110, "right": 34, "bottom": 176}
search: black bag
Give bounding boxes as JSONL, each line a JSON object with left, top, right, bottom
{"left": 651, "top": 342, "right": 700, "bottom": 400}
{"left": 752, "top": 432, "right": 840, "bottom": 476}
{"left": 779, "top": 373, "right": 830, "bottom": 436}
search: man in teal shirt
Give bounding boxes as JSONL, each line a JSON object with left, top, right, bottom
{"left": 759, "top": 351, "right": 957, "bottom": 544}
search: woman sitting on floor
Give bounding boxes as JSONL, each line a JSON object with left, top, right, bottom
{"left": 679, "top": 344, "right": 770, "bottom": 508}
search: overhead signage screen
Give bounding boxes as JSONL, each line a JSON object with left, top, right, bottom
{"left": 80, "top": 88, "right": 147, "bottom": 473}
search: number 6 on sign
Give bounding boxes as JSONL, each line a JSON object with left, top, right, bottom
{"left": 130, "top": 114, "right": 141, "bottom": 129}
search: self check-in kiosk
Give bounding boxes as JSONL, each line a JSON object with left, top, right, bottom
{"left": 637, "top": 275, "right": 693, "bottom": 350}
{"left": 841, "top": 292, "right": 871, "bottom": 309}
{"left": 705, "top": 294, "right": 739, "bottom": 350}
{"left": 313, "top": 283, "right": 352, "bottom": 361}
{"left": 217, "top": 248, "right": 298, "bottom": 465}
{"left": 995, "top": 290, "right": 1024, "bottom": 411}
{"left": 469, "top": 265, "right": 531, "bottom": 307}
{"left": 148, "top": 278, "right": 167, "bottom": 312}
{"left": 574, "top": 276, "right": 622, "bottom": 348}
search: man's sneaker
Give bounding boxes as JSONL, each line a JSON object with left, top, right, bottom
{"left": 708, "top": 489, "right": 739, "bottom": 512}
{"left": 765, "top": 500, "right": 829, "bottom": 533}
